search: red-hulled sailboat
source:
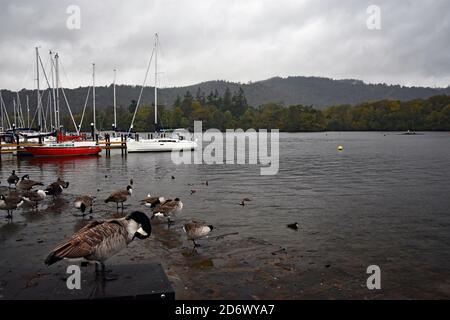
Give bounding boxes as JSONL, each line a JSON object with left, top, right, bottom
{"left": 25, "top": 132, "right": 102, "bottom": 157}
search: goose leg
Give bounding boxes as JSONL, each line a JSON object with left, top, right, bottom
{"left": 101, "top": 262, "right": 118, "bottom": 281}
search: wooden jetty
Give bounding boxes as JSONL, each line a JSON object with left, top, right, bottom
{"left": 0, "top": 263, "right": 175, "bottom": 300}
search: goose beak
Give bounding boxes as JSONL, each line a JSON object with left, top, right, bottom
{"left": 137, "top": 227, "right": 148, "bottom": 237}
{"left": 133, "top": 225, "right": 151, "bottom": 240}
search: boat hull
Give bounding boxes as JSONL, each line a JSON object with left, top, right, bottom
{"left": 24, "top": 146, "right": 102, "bottom": 157}
{"left": 127, "top": 139, "right": 197, "bottom": 153}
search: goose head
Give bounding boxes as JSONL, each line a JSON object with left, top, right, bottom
{"left": 127, "top": 211, "right": 151, "bottom": 240}
{"left": 21, "top": 174, "right": 30, "bottom": 180}
{"left": 126, "top": 185, "right": 133, "bottom": 195}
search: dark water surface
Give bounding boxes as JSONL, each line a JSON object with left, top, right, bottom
{"left": 1, "top": 132, "right": 450, "bottom": 299}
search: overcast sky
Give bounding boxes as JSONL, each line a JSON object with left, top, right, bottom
{"left": 1, "top": 0, "right": 449, "bottom": 90}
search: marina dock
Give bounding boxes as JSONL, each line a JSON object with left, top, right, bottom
{"left": 0, "top": 134, "right": 128, "bottom": 156}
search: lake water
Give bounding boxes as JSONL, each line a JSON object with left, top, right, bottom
{"left": 1, "top": 131, "right": 450, "bottom": 299}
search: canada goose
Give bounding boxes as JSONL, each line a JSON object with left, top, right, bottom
{"left": 0, "top": 194, "right": 25, "bottom": 219}
{"left": 7, "top": 170, "right": 19, "bottom": 188}
{"left": 287, "top": 222, "right": 299, "bottom": 230}
{"left": 22, "top": 189, "right": 47, "bottom": 211}
{"left": 141, "top": 194, "right": 166, "bottom": 209}
{"left": 17, "top": 175, "right": 44, "bottom": 191}
{"left": 105, "top": 185, "right": 132, "bottom": 212}
{"left": 190, "top": 189, "right": 196, "bottom": 195}
{"left": 45, "top": 211, "right": 151, "bottom": 278}
{"left": 239, "top": 198, "right": 251, "bottom": 206}
{"left": 74, "top": 195, "right": 94, "bottom": 217}
{"left": 152, "top": 198, "right": 183, "bottom": 225}
{"left": 183, "top": 221, "right": 214, "bottom": 247}
{"left": 45, "top": 178, "right": 69, "bottom": 198}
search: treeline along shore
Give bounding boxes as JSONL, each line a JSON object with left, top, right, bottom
{"left": 56, "top": 88, "right": 450, "bottom": 132}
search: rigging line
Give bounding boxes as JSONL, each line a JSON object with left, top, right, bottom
{"left": 0, "top": 92, "right": 12, "bottom": 128}
{"left": 60, "top": 86, "right": 80, "bottom": 134}
{"left": 16, "top": 58, "right": 33, "bottom": 93}
{"left": 29, "top": 88, "right": 49, "bottom": 130}
{"left": 78, "top": 86, "right": 91, "bottom": 130}
{"left": 39, "top": 89, "right": 50, "bottom": 131}
{"left": 128, "top": 45, "right": 155, "bottom": 135}
{"left": 16, "top": 92, "right": 25, "bottom": 128}
{"left": 28, "top": 95, "right": 40, "bottom": 130}
{"left": 37, "top": 54, "right": 52, "bottom": 122}
{"left": 59, "top": 60, "right": 73, "bottom": 88}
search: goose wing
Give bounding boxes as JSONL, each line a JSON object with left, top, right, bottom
{"left": 75, "top": 195, "right": 93, "bottom": 206}
{"left": 152, "top": 200, "right": 177, "bottom": 214}
{"left": 141, "top": 196, "right": 159, "bottom": 204}
{"left": 184, "top": 221, "right": 212, "bottom": 239}
{"left": 105, "top": 190, "right": 128, "bottom": 203}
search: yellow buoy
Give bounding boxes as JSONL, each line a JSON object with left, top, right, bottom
{"left": 337, "top": 145, "right": 344, "bottom": 151}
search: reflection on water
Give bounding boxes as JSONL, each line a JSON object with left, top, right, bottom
{"left": 1, "top": 132, "right": 450, "bottom": 298}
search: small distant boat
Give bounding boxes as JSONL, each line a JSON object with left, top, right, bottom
{"left": 400, "top": 130, "right": 423, "bottom": 135}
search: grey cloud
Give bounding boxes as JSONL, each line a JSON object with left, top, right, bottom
{"left": 0, "top": 0, "right": 449, "bottom": 91}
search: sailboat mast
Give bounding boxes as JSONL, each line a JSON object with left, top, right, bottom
{"left": 93, "top": 63, "right": 96, "bottom": 132}
{"left": 113, "top": 68, "right": 117, "bottom": 130}
{"left": 55, "top": 53, "right": 60, "bottom": 129}
{"left": 50, "top": 51, "right": 57, "bottom": 129}
{"left": 154, "top": 33, "right": 158, "bottom": 130}
{"left": 35, "top": 47, "right": 41, "bottom": 131}
{"left": 0, "top": 92, "right": 3, "bottom": 130}
{"left": 26, "top": 95, "right": 30, "bottom": 128}
{"left": 13, "top": 99, "right": 17, "bottom": 127}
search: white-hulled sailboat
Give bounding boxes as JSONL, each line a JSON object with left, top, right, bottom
{"left": 127, "top": 34, "right": 197, "bottom": 153}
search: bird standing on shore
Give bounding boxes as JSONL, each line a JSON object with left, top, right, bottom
{"left": 17, "top": 175, "right": 44, "bottom": 191}
{"left": 7, "top": 170, "right": 19, "bottom": 188}
{"left": 141, "top": 194, "right": 166, "bottom": 209}
{"left": 0, "top": 194, "right": 25, "bottom": 219}
{"left": 152, "top": 198, "right": 183, "bottom": 225}
{"left": 22, "top": 189, "right": 47, "bottom": 211}
{"left": 74, "top": 195, "right": 94, "bottom": 217}
{"left": 45, "top": 178, "right": 70, "bottom": 198}
{"left": 183, "top": 221, "right": 214, "bottom": 247}
{"left": 44, "top": 211, "right": 151, "bottom": 279}
{"left": 105, "top": 185, "right": 132, "bottom": 212}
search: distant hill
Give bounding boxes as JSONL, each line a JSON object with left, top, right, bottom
{"left": 1, "top": 76, "right": 449, "bottom": 116}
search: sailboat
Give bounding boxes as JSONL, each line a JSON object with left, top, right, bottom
{"left": 25, "top": 52, "right": 101, "bottom": 157}
{"left": 127, "top": 34, "right": 197, "bottom": 153}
